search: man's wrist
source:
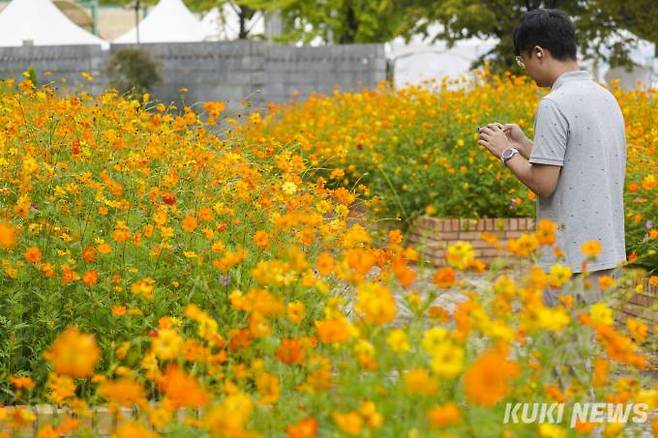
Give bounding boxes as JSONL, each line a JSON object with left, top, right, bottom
{"left": 501, "top": 147, "right": 520, "bottom": 165}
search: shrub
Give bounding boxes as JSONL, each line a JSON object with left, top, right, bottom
{"left": 106, "top": 47, "right": 162, "bottom": 97}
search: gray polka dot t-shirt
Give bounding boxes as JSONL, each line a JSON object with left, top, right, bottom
{"left": 529, "top": 69, "right": 627, "bottom": 274}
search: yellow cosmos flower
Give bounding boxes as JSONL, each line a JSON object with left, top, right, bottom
{"left": 422, "top": 326, "right": 449, "bottom": 354}
{"left": 151, "top": 329, "right": 182, "bottom": 360}
{"left": 539, "top": 424, "right": 566, "bottom": 438}
{"left": 355, "top": 282, "right": 397, "bottom": 325}
{"left": 446, "top": 241, "right": 475, "bottom": 270}
{"left": 430, "top": 342, "right": 464, "bottom": 378}
{"left": 386, "top": 329, "right": 410, "bottom": 353}
{"left": 580, "top": 240, "right": 602, "bottom": 259}
{"left": 403, "top": 368, "right": 438, "bottom": 396}
{"left": 281, "top": 181, "right": 298, "bottom": 195}
{"left": 536, "top": 306, "right": 570, "bottom": 331}
{"left": 548, "top": 264, "right": 572, "bottom": 288}
{"left": 589, "top": 302, "right": 613, "bottom": 326}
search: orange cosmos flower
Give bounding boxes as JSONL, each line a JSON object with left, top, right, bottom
{"left": 598, "top": 275, "right": 616, "bottom": 290}
{"left": 161, "top": 191, "right": 176, "bottom": 205}
{"left": 80, "top": 270, "right": 97, "bottom": 287}
{"left": 433, "top": 266, "right": 456, "bottom": 288}
{"left": 276, "top": 338, "right": 303, "bottom": 365}
{"left": 287, "top": 301, "right": 306, "bottom": 324}
{"left": 24, "top": 246, "right": 42, "bottom": 264}
{"left": 403, "top": 368, "right": 438, "bottom": 396}
{"left": 98, "top": 378, "right": 147, "bottom": 408}
{"left": 286, "top": 417, "right": 319, "bottom": 438}
{"left": 464, "top": 349, "right": 519, "bottom": 407}
{"left": 253, "top": 230, "right": 269, "bottom": 248}
{"left": 181, "top": 215, "right": 198, "bottom": 233}
{"left": 158, "top": 365, "right": 209, "bottom": 409}
{"left": 480, "top": 231, "right": 498, "bottom": 245}
{"left": 43, "top": 327, "right": 100, "bottom": 378}
{"left": 82, "top": 246, "right": 97, "bottom": 263}
{"left": 393, "top": 259, "right": 416, "bottom": 288}
{"left": 535, "top": 219, "right": 558, "bottom": 245}
{"left": 593, "top": 358, "right": 609, "bottom": 387}
{"left": 315, "top": 317, "right": 353, "bottom": 345}
{"left": 580, "top": 240, "right": 602, "bottom": 259}
{"left": 113, "top": 422, "right": 157, "bottom": 438}
{"left": 41, "top": 262, "right": 55, "bottom": 278}
{"left": 97, "top": 242, "right": 112, "bottom": 254}
{"left": 197, "top": 207, "right": 213, "bottom": 222}
{"left": 427, "top": 403, "right": 462, "bottom": 429}
{"left": 316, "top": 252, "right": 335, "bottom": 276}
{"left": 333, "top": 411, "right": 362, "bottom": 436}
{"left": 10, "top": 375, "right": 35, "bottom": 391}
{"left": 47, "top": 373, "right": 76, "bottom": 404}
{"left": 388, "top": 229, "right": 403, "bottom": 246}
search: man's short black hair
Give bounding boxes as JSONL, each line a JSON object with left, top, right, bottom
{"left": 513, "top": 8, "right": 577, "bottom": 61}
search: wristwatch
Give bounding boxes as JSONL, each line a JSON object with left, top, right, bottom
{"left": 500, "top": 147, "right": 519, "bottom": 165}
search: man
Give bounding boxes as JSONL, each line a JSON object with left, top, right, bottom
{"left": 477, "top": 8, "right": 627, "bottom": 307}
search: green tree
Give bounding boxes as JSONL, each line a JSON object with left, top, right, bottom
{"left": 270, "top": 0, "right": 424, "bottom": 44}
{"left": 413, "top": 0, "right": 658, "bottom": 71}
{"left": 186, "top": 0, "right": 280, "bottom": 39}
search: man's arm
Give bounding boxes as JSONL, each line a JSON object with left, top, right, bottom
{"left": 504, "top": 153, "right": 561, "bottom": 198}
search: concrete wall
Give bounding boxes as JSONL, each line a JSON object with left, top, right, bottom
{"left": 0, "top": 44, "right": 107, "bottom": 95}
{"left": 0, "top": 41, "right": 386, "bottom": 110}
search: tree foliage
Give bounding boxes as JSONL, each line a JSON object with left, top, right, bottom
{"left": 412, "top": 0, "right": 658, "bottom": 71}
{"left": 102, "top": 0, "right": 656, "bottom": 70}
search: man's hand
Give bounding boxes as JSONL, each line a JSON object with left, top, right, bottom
{"left": 478, "top": 123, "right": 512, "bottom": 159}
{"left": 502, "top": 123, "right": 533, "bottom": 159}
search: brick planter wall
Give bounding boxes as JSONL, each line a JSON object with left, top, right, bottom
{"left": 406, "top": 216, "right": 536, "bottom": 266}
{"left": 406, "top": 215, "right": 658, "bottom": 334}
{"left": 0, "top": 405, "right": 202, "bottom": 436}
{"left": 618, "top": 277, "right": 658, "bottom": 324}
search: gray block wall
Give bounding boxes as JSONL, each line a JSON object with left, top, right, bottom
{"left": 0, "top": 41, "right": 386, "bottom": 110}
{"left": 0, "top": 44, "right": 107, "bottom": 95}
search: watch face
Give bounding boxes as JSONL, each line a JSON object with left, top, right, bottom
{"left": 502, "top": 149, "right": 514, "bottom": 159}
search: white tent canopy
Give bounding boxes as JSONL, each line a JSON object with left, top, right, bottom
{"left": 0, "top": 0, "right": 107, "bottom": 47}
{"left": 114, "top": 0, "right": 207, "bottom": 44}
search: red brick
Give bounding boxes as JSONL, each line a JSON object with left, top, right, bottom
{"left": 482, "top": 248, "right": 504, "bottom": 257}
{"left": 527, "top": 218, "right": 536, "bottom": 230}
{"left": 494, "top": 218, "right": 507, "bottom": 230}
{"left": 438, "top": 232, "right": 459, "bottom": 240}
{"left": 429, "top": 249, "right": 445, "bottom": 259}
{"left": 458, "top": 231, "right": 481, "bottom": 240}
{"left": 629, "top": 293, "right": 653, "bottom": 307}
{"left": 509, "top": 218, "right": 518, "bottom": 231}
{"left": 505, "top": 231, "right": 523, "bottom": 239}
{"left": 470, "top": 240, "right": 494, "bottom": 249}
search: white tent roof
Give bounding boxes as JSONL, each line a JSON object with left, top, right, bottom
{"left": 114, "top": 0, "right": 207, "bottom": 44}
{"left": 0, "top": 0, "right": 107, "bottom": 47}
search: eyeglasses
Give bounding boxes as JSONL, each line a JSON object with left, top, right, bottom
{"left": 515, "top": 55, "right": 526, "bottom": 69}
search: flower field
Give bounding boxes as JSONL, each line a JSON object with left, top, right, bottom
{"left": 240, "top": 69, "right": 658, "bottom": 273}
{"left": 0, "top": 73, "right": 657, "bottom": 437}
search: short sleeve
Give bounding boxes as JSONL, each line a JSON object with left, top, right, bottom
{"left": 529, "top": 98, "right": 569, "bottom": 166}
